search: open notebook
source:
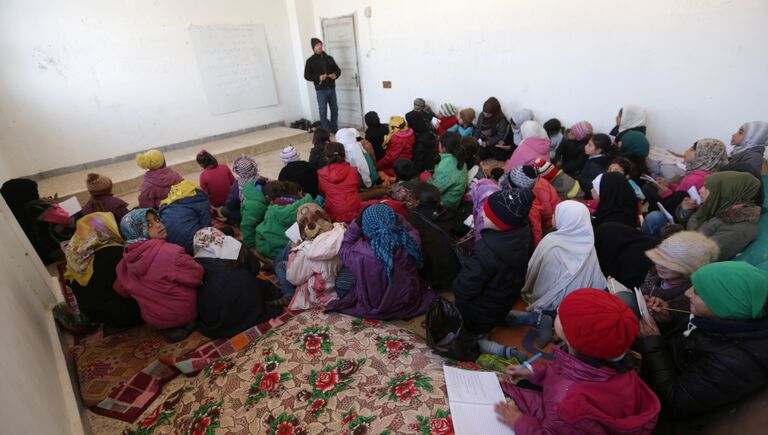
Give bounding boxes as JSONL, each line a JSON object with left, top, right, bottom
{"left": 443, "top": 365, "right": 515, "bottom": 434}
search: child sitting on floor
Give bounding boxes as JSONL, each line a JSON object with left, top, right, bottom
{"left": 436, "top": 103, "right": 459, "bottom": 134}
{"left": 428, "top": 132, "right": 468, "bottom": 209}
{"left": 308, "top": 128, "right": 332, "bottom": 170}
{"left": 377, "top": 116, "right": 415, "bottom": 178}
{"left": 578, "top": 133, "right": 614, "bottom": 200}
{"left": 405, "top": 110, "right": 437, "bottom": 173}
{"left": 543, "top": 118, "right": 564, "bottom": 160}
{"left": 252, "top": 181, "right": 313, "bottom": 260}
{"left": 452, "top": 189, "right": 535, "bottom": 361}
{"left": 278, "top": 145, "right": 319, "bottom": 198}
{"left": 501, "top": 165, "right": 561, "bottom": 248}
{"left": 608, "top": 157, "right": 645, "bottom": 200}
{"left": 449, "top": 108, "right": 476, "bottom": 137}
{"left": 158, "top": 180, "right": 212, "bottom": 254}
{"left": 81, "top": 173, "right": 129, "bottom": 224}
{"left": 364, "top": 111, "right": 389, "bottom": 160}
{"left": 555, "top": 120, "right": 592, "bottom": 177}
{"left": 317, "top": 142, "right": 362, "bottom": 222}
{"left": 221, "top": 155, "right": 260, "bottom": 224}
{"left": 136, "top": 149, "right": 183, "bottom": 209}
{"left": 497, "top": 288, "right": 660, "bottom": 434}
{"left": 534, "top": 159, "right": 583, "bottom": 200}
{"left": 196, "top": 149, "right": 235, "bottom": 207}
{"left": 115, "top": 208, "right": 203, "bottom": 342}
{"left": 505, "top": 120, "right": 552, "bottom": 172}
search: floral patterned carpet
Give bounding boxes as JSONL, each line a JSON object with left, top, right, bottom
{"left": 103, "top": 310, "right": 495, "bottom": 434}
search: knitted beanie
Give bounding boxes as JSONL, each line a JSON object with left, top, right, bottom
{"left": 311, "top": 37, "right": 322, "bottom": 49}
{"left": 504, "top": 165, "right": 538, "bottom": 189}
{"left": 440, "top": 103, "right": 457, "bottom": 117}
{"left": 233, "top": 155, "right": 258, "bottom": 179}
{"left": 558, "top": 288, "right": 639, "bottom": 360}
{"left": 413, "top": 98, "right": 426, "bottom": 110}
{"left": 534, "top": 158, "right": 558, "bottom": 182}
{"left": 86, "top": 173, "right": 112, "bottom": 196}
{"left": 645, "top": 231, "right": 720, "bottom": 276}
{"left": 280, "top": 145, "right": 300, "bottom": 164}
{"left": 135, "top": 149, "right": 165, "bottom": 170}
{"left": 483, "top": 188, "right": 534, "bottom": 230}
{"left": 570, "top": 121, "right": 593, "bottom": 141}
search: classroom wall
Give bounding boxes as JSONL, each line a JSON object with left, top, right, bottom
{"left": 308, "top": 0, "right": 768, "bottom": 152}
{"left": 0, "top": 197, "right": 84, "bottom": 434}
{"left": 0, "top": 0, "right": 304, "bottom": 178}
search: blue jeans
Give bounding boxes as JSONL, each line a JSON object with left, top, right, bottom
{"left": 274, "top": 243, "right": 295, "bottom": 298}
{"left": 316, "top": 89, "right": 338, "bottom": 132}
{"left": 642, "top": 211, "right": 669, "bottom": 236}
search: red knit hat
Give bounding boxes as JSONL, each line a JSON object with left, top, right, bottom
{"left": 534, "top": 158, "right": 558, "bottom": 182}
{"left": 558, "top": 288, "right": 639, "bottom": 360}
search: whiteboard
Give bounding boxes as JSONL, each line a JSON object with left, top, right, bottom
{"left": 190, "top": 24, "right": 279, "bottom": 115}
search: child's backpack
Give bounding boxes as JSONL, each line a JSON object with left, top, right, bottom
{"left": 425, "top": 296, "right": 479, "bottom": 362}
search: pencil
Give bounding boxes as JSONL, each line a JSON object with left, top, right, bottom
{"left": 657, "top": 306, "right": 691, "bottom": 314}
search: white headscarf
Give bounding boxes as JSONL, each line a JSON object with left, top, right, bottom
{"left": 193, "top": 227, "right": 242, "bottom": 260}
{"left": 521, "top": 201, "right": 607, "bottom": 313}
{"left": 335, "top": 128, "right": 372, "bottom": 188}
{"left": 520, "top": 120, "right": 548, "bottom": 141}
{"left": 618, "top": 105, "right": 647, "bottom": 133}
{"left": 511, "top": 109, "right": 534, "bottom": 144}
{"left": 733, "top": 121, "right": 768, "bottom": 155}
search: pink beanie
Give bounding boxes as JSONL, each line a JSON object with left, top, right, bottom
{"left": 570, "top": 121, "right": 593, "bottom": 141}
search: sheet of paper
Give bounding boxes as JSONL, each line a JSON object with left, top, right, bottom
{"left": 635, "top": 287, "right": 651, "bottom": 320}
{"left": 284, "top": 222, "right": 302, "bottom": 244}
{"left": 657, "top": 202, "right": 674, "bottom": 223}
{"left": 463, "top": 214, "right": 475, "bottom": 228}
{"left": 443, "top": 366, "right": 513, "bottom": 434}
{"left": 687, "top": 186, "right": 702, "bottom": 205}
{"left": 431, "top": 117, "right": 441, "bottom": 129}
{"left": 607, "top": 276, "right": 632, "bottom": 295}
{"left": 58, "top": 196, "right": 82, "bottom": 216}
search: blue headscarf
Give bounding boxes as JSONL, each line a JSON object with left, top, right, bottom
{"left": 361, "top": 204, "right": 423, "bottom": 282}
{"left": 120, "top": 208, "right": 155, "bottom": 245}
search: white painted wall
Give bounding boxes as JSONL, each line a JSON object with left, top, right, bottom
{"left": 307, "top": 0, "right": 768, "bottom": 152}
{"left": 0, "top": 0, "right": 304, "bottom": 178}
{"left": 0, "top": 197, "right": 84, "bottom": 434}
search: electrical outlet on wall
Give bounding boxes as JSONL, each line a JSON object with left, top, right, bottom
{"left": 383, "top": 81, "right": 391, "bottom": 88}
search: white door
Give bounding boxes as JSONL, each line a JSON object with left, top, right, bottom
{"left": 322, "top": 15, "right": 363, "bottom": 128}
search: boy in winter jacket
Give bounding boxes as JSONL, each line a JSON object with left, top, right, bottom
{"left": 136, "top": 149, "right": 184, "bottom": 209}
{"left": 240, "top": 178, "right": 269, "bottom": 250}
{"left": 115, "top": 208, "right": 203, "bottom": 342}
{"left": 452, "top": 189, "right": 534, "bottom": 360}
{"left": 497, "top": 288, "right": 660, "bottom": 434}
{"left": 158, "top": 180, "right": 212, "bottom": 254}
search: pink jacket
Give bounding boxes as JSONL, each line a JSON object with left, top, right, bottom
{"left": 659, "top": 169, "right": 712, "bottom": 199}
{"left": 138, "top": 167, "right": 184, "bottom": 209}
{"left": 286, "top": 223, "right": 345, "bottom": 310}
{"left": 199, "top": 164, "right": 235, "bottom": 207}
{"left": 114, "top": 239, "right": 204, "bottom": 329}
{"left": 505, "top": 348, "right": 660, "bottom": 435}
{"left": 505, "top": 137, "right": 551, "bottom": 172}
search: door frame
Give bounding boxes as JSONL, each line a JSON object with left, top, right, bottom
{"left": 321, "top": 13, "right": 365, "bottom": 128}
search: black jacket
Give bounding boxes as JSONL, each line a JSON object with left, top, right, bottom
{"left": 278, "top": 160, "right": 319, "bottom": 198}
{"left": 555, "top": 139, "right": 588, "bottom": 177}
{"left": 304, "top": 52, "right": 341, "bottom": 90}
{"left": 406, "top": 206, "right": 468, "bottom": 290}
{"left": 578, "top": 154, "right": 611, "bottom": 200}
{"left": 68, "top": 246, "right": 143, "bottom": 328}
{"left": 638, "top": 315, "right": 768, "bottom": 417}
{"left": 452, "top": 226, "right": 531, "bottom": 334}
{"left": 196, "top": 258, "right": 280, "bottom": 339}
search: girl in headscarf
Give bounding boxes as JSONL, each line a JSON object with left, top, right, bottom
{"left": 510, "top": 201, "right": 607, "bottom": 345}
{"left": 136, "top": 149, "right": 184, "bottom": 209}
{"left": 364, "top": 111, "right": 389, "bottom": 160}
{"left": 221, "top": 155, "right": 260, "bottom": 224}
{"left": 64, "top": 212, "right": 142, "bottom": 329}
{"left": 677, "top": 171, "right": 761, "bottom": 260}
{"left": 505, "top": 120, "right": 552, "bottom": 172}
{"left": 158, "top": 180, "right": 212, "bottom": 254}
{"left": 725, "top": 121, "right": 768, "bottom": 177}
{"left": 114, "top": 208, "right": 203, "bottom": 342}
{"left": 610, "top": 104, "right": 647, "bottom": 142}
{"left": 192, "top": 227, "right": 279, "bottom": 338}
{"left": 555, "top": 120, "right": 592, "bottom": 177}
{"left": 326, "top": 204, "right": 433, "bottom": 319}
{"left": 637, "top": 261, "right": 768, "bottom": 419}
{"left": 618, "top": 130, "right": 651, "bottom": 179}
{"left": 508, "top": 108, "right": 534, "bottom": 146}
{"left": 336, "top": 127, "right": 378, "bottom": 188}
{"left": 286, "top": 203, "right": 346, "bottom": 310}
{"left": 593, "top": 172, "right": 639, "bottom": 228}
{"left": 595, "top": 222, "right": 661, "bottom": 289}
{"left": 405, "top": 109, "right": 438, "bottom": 173}
{"left": 377, "top": 116, "right": 415, "bottom": 178}
{"left": 474, "top": 97, "right": 510, "bottom": 161}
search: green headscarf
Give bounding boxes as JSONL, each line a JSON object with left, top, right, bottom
{"left": 690, "top": 171, "right": 760, "bottom": 228}
{"left": 619, "top": 130, "right": 650, "bottom": 158}
{"left": 691, "top": 261, "right": 768, "bottom": 320}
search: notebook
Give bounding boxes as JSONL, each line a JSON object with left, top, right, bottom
{"left": 443, "top": 366, "right": 514, "bottom": 434}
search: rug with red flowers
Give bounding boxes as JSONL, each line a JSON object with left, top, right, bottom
{"left": 118, "top": 310, "right": 485, "bottom": 435}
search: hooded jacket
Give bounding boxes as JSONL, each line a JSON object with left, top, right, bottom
{"left": 428, "top": 153, "right": 468, "bottom": 209}
{"left": 506, "top": 348, "right": 660, "bottom": 435}
{"left": 505, "top": 137, "right": 552, "bottom": 172}
{"left": 198, "top": 164, "right": 235, "bottom": 207}
{"left": 114, "top": 239, "right": 203, "bottom": 329}
{"left": 240, "top": 181, "right": 268, "bottom": 248}
{"left": 529, "top": 178, "right": 561, "bottom": 248}
{"left": 317, "top": 162, "right": 361, "bottom": 222}
{"left": 138, "top": 167, "right": 184, "bottom": 209}
{"left": 158, "top": 190, "right": 212, "bottom": 254}
{"left": 377, "top": 129, "right": 415, "bottom": 177}
{"left": 452, "top": 226, "right": 531, "bottom": 334}
{"left": 253, "top": 194, "right": 314, "bottom": 259}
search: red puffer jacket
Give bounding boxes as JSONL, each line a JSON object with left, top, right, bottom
{"left": 377, "top": 129, "right": 414, "bottom": 177}
{"left": 530, "top": 178, "right": 561, "bottom": 248}
{"left": 318, "top": 162, "right": 361, "bottom": 223}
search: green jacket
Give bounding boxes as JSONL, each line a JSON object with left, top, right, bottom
{"left": 428, "top": 153, "right": 468, "bottom": 209}
{"left": 240, "top": 181, "right": 268, "bottom": 248}
{"left": 254, "top": 194, "right": 314, "bottom": 259}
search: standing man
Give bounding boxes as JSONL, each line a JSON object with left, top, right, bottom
{"left": 304, "top": 38, "right": 342, "bottom": 133}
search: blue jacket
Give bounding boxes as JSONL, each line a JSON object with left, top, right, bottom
{"left": 159, "top": 190, "right": 212, "bottom": 253}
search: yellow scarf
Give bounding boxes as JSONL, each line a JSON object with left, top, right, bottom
{"left": 64, "top": 212, "right": 123, "bottom": 286}
{"left": 160, "top": 180, "right": 198, "bottom": 206}
{"left": 383, "top": 116, "right": 409, "bottom": 148}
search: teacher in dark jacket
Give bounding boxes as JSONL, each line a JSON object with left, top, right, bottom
{"left": 304, "top": 38, "right": 342, "bottom": 133}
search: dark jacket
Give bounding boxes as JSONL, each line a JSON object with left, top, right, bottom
{"left": 68, "top": 246, "right": 143, "bottom": 328}
{"left": 308, "top": 143, "right": 328, "bottom": 170}
{"left": 278, "top": 160, "right": 319, "bottom": 198}
{"left": 638, "top": 315, "right": 768, "bottom": 417}
{"left": 158, "top": 191, "right": 212, "bottom": 254}
{"left": 406, "top": 205, "right": 468, "bottom": 290}
{"left": 578, "top": 154, "right": 612, "bottom": 200}
{"left": 452, "top": 226, "right": 531, "bottom": 334}
{"left": 554, "top": 139, "right": 588, "bottom": 177}
{"left": 365, "top": 112, "right": 389, "bottom": 161}
{"left": 406, "top": 110, "right": 438, "bottom": 173}
{"left": 195, "top": 257, "right": 280, "bottom": 339}
{"left": 304, "top": 52, "right": 341, "bottom": 90}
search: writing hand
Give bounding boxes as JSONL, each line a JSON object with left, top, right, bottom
{"left": 495, "top": 402, "right": 521, "bottom": 428}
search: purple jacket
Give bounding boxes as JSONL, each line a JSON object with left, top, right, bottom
{"left": 138, "top": 167, "right": 184, "bottom": 209}
{"left": 326, "top": 215, "right": 435, "bottom": 319}
{"left": 504, "top": 348, "right": 660, "bottom": 435}
{"left": 82, "top": 194, "right": 129, "bottom": 223}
